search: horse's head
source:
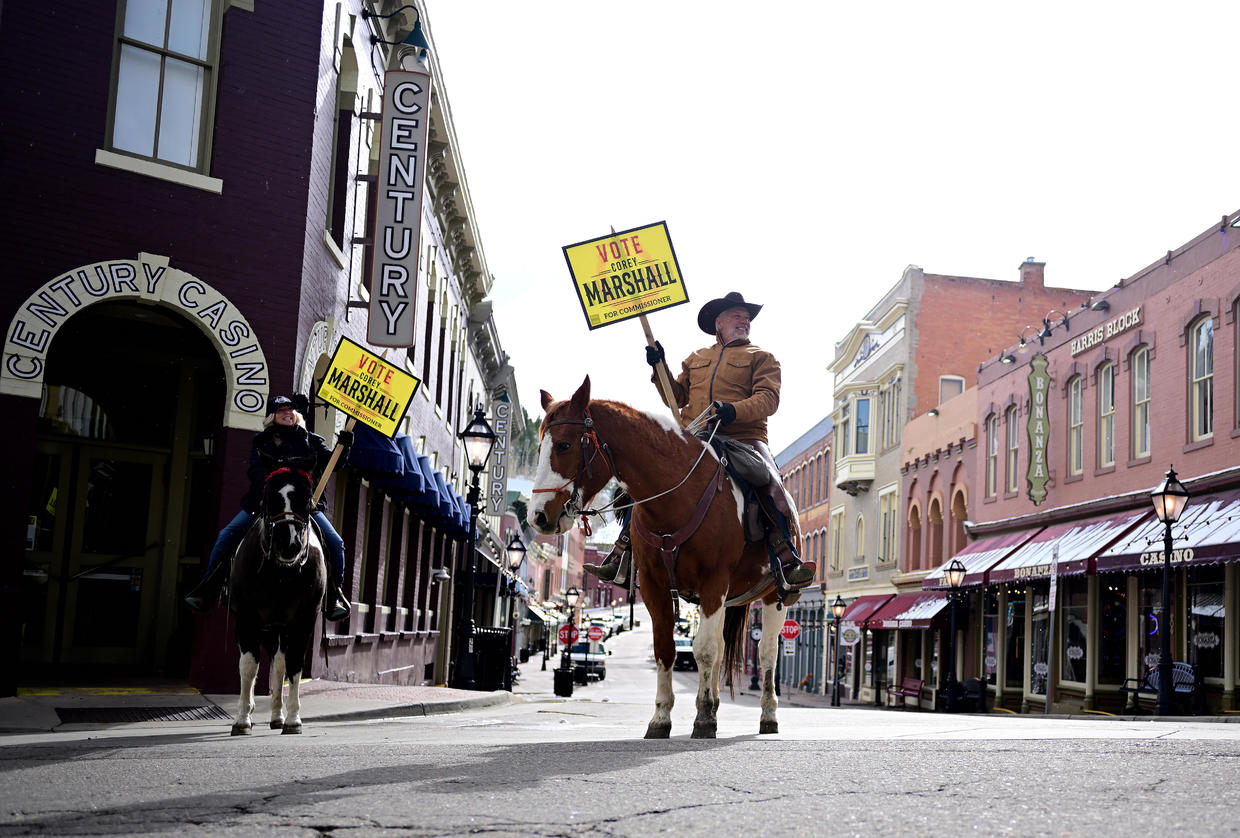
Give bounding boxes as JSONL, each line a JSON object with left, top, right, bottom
{"left": 260, "top": 457, "right": 316, "bottom": 567}
{"left": 529, "top": 376, "right": 613, "bottom": 534}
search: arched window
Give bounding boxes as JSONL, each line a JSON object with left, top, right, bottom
{"left": 1067, "top": 376, "right": 1083, "bottom": 476}
{"left": 1005, "top": 405, "right": 1019, "bottom": 493}
{"left": 985, "top": 413, "right": 998, "bottom": 498}
{"left": 1190, "top": 316, "right": 1214, "bottom": 442}
{"left": 906, "top": 505, "right": 922, "bottom": 573}
{"left": 1131, "top": 346, "right": 1150, "bottom": 459}
{"left": 927, "top": 497, "right": 943, "bottom": 570}
{"left": 855, "top": 515, "right": 865, "bottom": 564}
{"left": 1098, "top": 362, "right": 1115, "bottom": 467}
{"left": 950, "top": 490, "right": 967, "bottom": 557}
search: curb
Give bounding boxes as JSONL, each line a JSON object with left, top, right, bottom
{"left": 307, "top": 690, "right": 513, "bottom": 723}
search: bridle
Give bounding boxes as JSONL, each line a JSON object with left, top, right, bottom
{"left": 532, "top": 409, "right": 618, "bottom": 534}
{"left": 261, "top": 467, "right": 313, "bottom": 566}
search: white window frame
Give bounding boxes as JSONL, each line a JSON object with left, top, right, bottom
{"left": 1098, "top": 362, "right": 1115, "bottom": 468}
{"left": 878, "top": 484, "right": 898, "bottom": 564}
{"left": 830, "top": 508, "right": 845, "bottom": 572}
{"left": 1005, "top": 405, "right": 1019, "bottom": 493}
{"left": 1190, "top": 317, "right": 1214, "bottom": 442}
{"left": 1068, "top": 377, "right": 1083, "bottom": 476}
{"left": 985, "top": 413, "right": 998, "bottom": 498}
{"left": 1132, "top": 346, "right": 1151, "bottom": 459}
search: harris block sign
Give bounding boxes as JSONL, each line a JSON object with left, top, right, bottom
{"left": 562, "top": 221, "right": 689, "bottom": 329}
{"left": 317, "top": 337, "right": 420, "bottom": 438}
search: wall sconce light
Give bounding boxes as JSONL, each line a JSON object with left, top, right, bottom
{"left": 1040, "top": 309, "right": 1071, "bottom": 341}
{"left": 432, "top": 567, "right": 451, "bottom": 583}
{"left": 1017, "top": 325, "right": 1042, "bottom": 352}
{"left": 1090, "top": 299, "right": 1110, "bottom": 312}
{"left": 928, "top": 408, "right": 939, "bottom": 417}
{"left": 1000, "top": 354, "right": 1016, "bottom": 365}
{"left": 362, "top": 4, "right": 430, "bottom": 58}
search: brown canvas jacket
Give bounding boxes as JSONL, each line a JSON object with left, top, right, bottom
{"left": 653, "top": 339, "right": 781, "bottom": 444}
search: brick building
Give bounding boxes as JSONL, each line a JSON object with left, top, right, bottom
{"left": 0, "top": 1, "right": 522, "bottom": 695}
{"left": 943, "top": 210, "right": 1240, "bottom": 714}
{"left": 826, "top": 261, "right": 1091, "bottom": 704}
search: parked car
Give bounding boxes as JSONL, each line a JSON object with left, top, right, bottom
{"left": 674, "top": 636, "right": 697, "bottom": 671}
{"left": 609, "top": 613, "right": 626, "bottom": 634}
{"left": 570, "top": 641, "right": 608, "bottom": 681}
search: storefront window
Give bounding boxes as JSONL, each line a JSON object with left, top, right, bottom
{"left": 1004, "top": 588, "right": 1026, "bottom": 690}
{"left": 1138, "top": 575, "right": 1175, "bottom": 671}
{"left": 983, "top": 589, "right": 999, "bottom": 686}
{"left": 1060, "top": 576, "right": 1088, "bottom": 684}
{"left": 1188, "top": 567, "right": 1224, "bottom": 679}
{"left": 929, "top": 631, "right": 940, "bottom": 687}
{"left": 1030, "top": 584, "right": 1050, "bottom": 695}
{"left": 1097, "top": 578, "right": 1127, "bottom": 684}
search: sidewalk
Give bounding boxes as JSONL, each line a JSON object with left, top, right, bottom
{"left": 0, "top": 679, "right": 512, "bottom": 733}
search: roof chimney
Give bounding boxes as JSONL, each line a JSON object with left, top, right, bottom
{"left": 1019, "top": 257, "right": 1045, "bottom": 290}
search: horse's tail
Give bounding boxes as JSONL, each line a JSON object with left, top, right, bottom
{"left": 721, "top": 604, "right": 748, "bottom": 699}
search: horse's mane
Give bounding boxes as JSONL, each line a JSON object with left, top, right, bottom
{"left": 544, "top": 397, "right": 702, "bottom": 458}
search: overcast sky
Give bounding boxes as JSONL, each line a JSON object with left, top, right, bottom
{"left": 424, "top": 1, "right": 1239, "bottom": 453}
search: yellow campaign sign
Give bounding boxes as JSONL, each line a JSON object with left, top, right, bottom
{"left": 562, "top": 221, "right": 689, "bottom": 330}
{"left": 316, "top": 337, "right": 420, "bottom": 438}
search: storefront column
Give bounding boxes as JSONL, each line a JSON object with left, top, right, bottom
{"left": 1225, "top": 564, "right": 1236, "bottom": 711}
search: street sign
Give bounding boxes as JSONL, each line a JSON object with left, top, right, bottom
{"left": 587, "top": 625, "right": 605, "bottom": 642}
{"left": 558, "top": 623, "right": 579, "bottom": 645}
{"left": 840, "top": 626, "right": 862, "bottom": 646}
{"left": 779, "top": 619, "right": 800, "bottom": 641}
{"left": 749, "top": 627, "right": 762, "bottom": 642}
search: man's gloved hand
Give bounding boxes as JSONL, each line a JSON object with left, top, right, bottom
{"left": 336, "top": 429, "right": 354, "bottom": 449}
{"left": 645, "top": 341, "right": 665, "bottom": 367}
{"left": 713, "top": 401, "right": 737, "bottom": 426}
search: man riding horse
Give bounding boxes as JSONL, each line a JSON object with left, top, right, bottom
{"left": 585, "top": 291, "right": 815, "bottom": 589}
{"left": 185, "top": 394, "right": 354, "bottom": 622}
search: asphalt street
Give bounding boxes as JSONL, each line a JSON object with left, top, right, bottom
{"left": 2, "top": 612, "right": 1238, "bottom": 837}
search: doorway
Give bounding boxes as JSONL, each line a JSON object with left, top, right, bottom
{"left": 19, "top": 303, "right": 224, "bottom": 681}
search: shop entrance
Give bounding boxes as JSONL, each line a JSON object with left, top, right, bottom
{"left": 20, "top": 303, "right": 224, "bottom": 681}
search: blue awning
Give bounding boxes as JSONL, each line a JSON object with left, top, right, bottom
{"left": 417, "top": 455, "right": 440, "bottom": 509}
{"left": 346, "top": 424, "right": 405, "bottom": 476}
{"left": 375, "top": 434, "right": 426, "bottom": 503}
{"left": 432, "top": 472, "right": 456, "bottom": 519}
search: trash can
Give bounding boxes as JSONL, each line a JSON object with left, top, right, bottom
{"left": 473, "top": 626, "right": 513, "bottom": 691}
{"left": 519, "top": 648, "right": 530, "bottom": 663}
{"left": 554, "top": 667, "right": 574, "bottom": 697}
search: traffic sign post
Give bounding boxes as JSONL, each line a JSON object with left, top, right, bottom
{"left": 558, "top": 623, "right": 579, "bottom": 646}
{"left": 779, "top": 619, "right": 801, "bottom": 641}
{"left": 587, "top": 625, "right": 605, "bottom": 643}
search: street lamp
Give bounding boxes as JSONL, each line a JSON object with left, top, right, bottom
{"left": 561, "top": 585, "right": 581, "bottom": 670}
{"left": 942, "top": 557, "right": 967, "bottom": 712}
{"left": 451, "top": 407, "right": 497, "bottom": 690}
{"left": 505, "top": 533, "right": 527, "bottom": 689}
{"left": 830, "top": 594, "right": 847, "bottom": 707}
{"left": 1150, "top": 467, "right": 1190, "bottom": 716}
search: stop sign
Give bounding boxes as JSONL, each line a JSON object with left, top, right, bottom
{"left": 587, "top": 625, "right": 605, "bottom": 642}
{"left": 558, "top": 623, "right": 579, "bottom": 645}
{"left": 779, "top": 619, "right": 800, "bottom": 641}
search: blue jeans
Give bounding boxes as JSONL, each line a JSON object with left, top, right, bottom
{"left": 205, "top": 509, "right": 346, "bottom": 587}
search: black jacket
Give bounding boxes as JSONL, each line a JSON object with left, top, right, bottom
{"left": 241, "top": 424, "right": 335, "bottom": 513}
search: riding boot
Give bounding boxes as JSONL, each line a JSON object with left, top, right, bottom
{"left": 184, "top": 558, "right": 230, "bottom": 613}
{"left": 324, "top": 583, "right": 351, "bottom": 622}
{"left": 584, "top": 530, "right": 630, "bottom": 583}
{"left": 767, "top": 529, "right": 816, "bottom": 587}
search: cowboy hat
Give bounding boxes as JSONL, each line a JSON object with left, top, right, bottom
{"left": 697, "top": 291, "right": 762, "bottom": 335}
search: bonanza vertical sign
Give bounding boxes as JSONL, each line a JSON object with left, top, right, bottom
{"left": 1026, "top": 353, "right": 1050, "bottom": 504}
{"left": 368, "top": 68, "right": 431, "bottom": 348}
{"left": 487, "top": 400, "right": 511, "bottom": 515}
{"left": 562, "top": 222, "right": 689, "bottom": 329}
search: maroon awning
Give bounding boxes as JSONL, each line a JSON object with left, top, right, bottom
{"left": 1097, "top": 488, "right": 1240, "bottom": 573}
{"left": 987, "top": 509, "right": 1151, "bottom": 583}
{"left": 923, "top": 528, "right": 1041, "bottom": 589}
{"left": 838, "top": 594, "right": 894, "bottom": 628}
{"left": 864, "top": 592, "right": 948, "bottom": 630}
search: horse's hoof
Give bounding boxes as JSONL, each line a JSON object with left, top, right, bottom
{"left": 269, "top": 720, "right": 283, "bottom": 730}
{"left": 691, "top": 722, "right": 717, "bottom": 739}
{"left": 644, "top": 724, "right": 671, "bottom": 739}
{"left": 281, "top": 723, "right": 302, "bottom": 735}
{"left": 230, "top": 724, "right": 252, "bottom": 736}
{"left": 759, "top": 720, "right": 779, "bottom": 735}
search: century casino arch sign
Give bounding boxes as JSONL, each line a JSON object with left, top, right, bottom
{"left": 3, "top": 253, "right": 269, "bottom": 429}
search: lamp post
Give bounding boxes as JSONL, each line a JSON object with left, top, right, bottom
{"left": 505, "top": 533, "right": 527, "bottom": 690}
{"left": 942, "top": 558, "right": 967, "bottom": 712}
{"left": 830, "top": 594, "right": 847, "bottom": 707}
{"left": 451, "top": 407, "right": 497, "bottom": 690}
{"left": 561, "top": 585, "right": 581, "bottom": 671}
{"left": 1150, "top": 467, "right": 1190, "bottom": 716}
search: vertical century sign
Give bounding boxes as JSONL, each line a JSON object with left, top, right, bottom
{"left": 368, "top": 68, "right": 431, "bottom": 347}
{"left": 488, "top": 400, "right": 511, "bottom": 515}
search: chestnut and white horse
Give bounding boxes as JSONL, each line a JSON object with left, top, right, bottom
{"left": 530, "top": 377, "right": 793, "bottom": 739}
{"left": 228, "top": 458, "right": 326, "bottom": 735}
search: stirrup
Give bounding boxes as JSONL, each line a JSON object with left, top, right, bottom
{"left": 325, "top": 587, "right": 351, "bottom": 622}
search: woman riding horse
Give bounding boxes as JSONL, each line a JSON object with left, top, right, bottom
{"left": 185, "top": 394, "right": 353, "bottom": 621}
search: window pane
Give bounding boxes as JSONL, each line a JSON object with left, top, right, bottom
{"left": 1097, "top": 578, "right": 1127, "bottom": 683}
{"left": 1060, "top": 577, "right": 1088, "bottom": 683}
{"left": 124, "top": 0, "right": 170, "bottom": 47}
{"left": 113, "top": 44, "right": 161, "bottom": 157}
{"left": 1194, "top": 320, "right": 1214, "bottom": 378}
{"left": 1004, "top": 589, "right": 1025, "bottom": 689}
{"left": 169, "top": 0, "right": 211, "bottom": 59}
{"left": 157, "top": 57, "right": 204, "bottom": 166}
{"left": 1030, "top": 585, "right": 1050, "bottom": 695}
{"left": 855, "top": 399, "right": 869, "bottom": 455}
{"left": 1188, "top": 568, "right": 1224, "bottom": 680}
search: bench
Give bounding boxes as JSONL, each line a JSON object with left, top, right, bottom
{"left": 1118, "top": 662, "right": 1202, "bottom": 714}
{"left": 887, "top": 677, "right": 924, "bottom": 709}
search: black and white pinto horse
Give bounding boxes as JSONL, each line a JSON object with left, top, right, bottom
{"left": 228, "top": 457, "right": 326, "bottom": 735}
